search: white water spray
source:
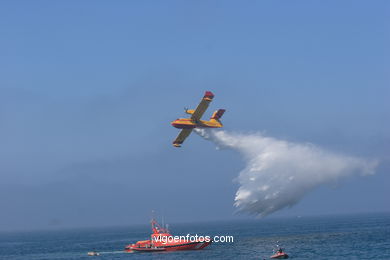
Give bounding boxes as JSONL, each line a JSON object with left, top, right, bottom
{"left": 195, "top": 129, "right": 378, "bottom": 217}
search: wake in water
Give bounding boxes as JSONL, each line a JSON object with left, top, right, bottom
{"left": 195, "top": 129, "right": 378, "bottom": 217}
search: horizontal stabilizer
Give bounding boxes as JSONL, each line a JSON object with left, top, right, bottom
{"left": 185, "top": 109, "right": 195, "bottom": 115}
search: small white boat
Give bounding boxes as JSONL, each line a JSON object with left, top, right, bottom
{"left": 87, "top": 251, "right": 100, "bottom": 256}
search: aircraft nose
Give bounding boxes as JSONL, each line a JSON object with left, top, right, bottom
{"left": 171, "top": 120, "right": 182, "bottom": 129}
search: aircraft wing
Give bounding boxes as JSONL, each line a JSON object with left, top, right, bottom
{"left": 173, "top": 129, "right": 193, "bottom": 147}
{"left": 191, "top": 91, "right": 215, "bottom": 121}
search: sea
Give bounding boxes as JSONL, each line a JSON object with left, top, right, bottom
{"left": 0, "top": 213, "right": 389, "bottom": 260}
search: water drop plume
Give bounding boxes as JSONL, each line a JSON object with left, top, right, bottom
{"left": 195, "top": 129, "right": 378, "bottom": 217}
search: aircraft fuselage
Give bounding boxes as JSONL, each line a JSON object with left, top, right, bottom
{"left": 171, "top": 118, "right": 222, "bottom": 129}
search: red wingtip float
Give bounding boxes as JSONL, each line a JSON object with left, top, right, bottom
{"left": 124, "top": 219, "right": 212, "bottom": 252}
{"left": 171, "top": 91, "right": 225, "bottom": 147}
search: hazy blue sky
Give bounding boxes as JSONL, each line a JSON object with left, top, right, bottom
{"left": 0, "top": 1, "right": 389, "bottom": 231}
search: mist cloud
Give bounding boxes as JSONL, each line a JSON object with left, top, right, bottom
{"left": 195, "top": 129, "right": 378, "bottom": 217}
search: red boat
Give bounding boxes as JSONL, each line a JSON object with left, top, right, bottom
{"left": 124, "top": 219, "right": 212, "bottom": 252}
{"left": 270, "top": 248, "right": 289, "bottom": 259}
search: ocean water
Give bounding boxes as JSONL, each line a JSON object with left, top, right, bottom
{"left": 0, "top": 213, "right": 389, "bottom": 260}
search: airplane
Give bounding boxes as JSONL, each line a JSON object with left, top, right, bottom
{"left": 171, "top": 91, "right": 225, "bottom": 147}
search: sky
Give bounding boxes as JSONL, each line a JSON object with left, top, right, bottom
{"left": 0, "top": 1, "right": 389, "bottom": 231}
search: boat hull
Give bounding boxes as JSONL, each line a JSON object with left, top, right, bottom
{"left": 270, "top": 252, "right": 289, "bottom": 259}
{"left": 161, "top": 241, "right": 211, "bottom": 251}
{"left": 125, "top": 241, "right": 211, "bottom": 253}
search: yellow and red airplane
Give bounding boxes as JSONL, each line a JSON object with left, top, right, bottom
{"left": 171, "top": 91, "right": 225, "bottom": 147}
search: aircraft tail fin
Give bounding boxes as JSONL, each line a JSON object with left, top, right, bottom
{"left": 210, "top": 109, "right": 225, "bottom": 120}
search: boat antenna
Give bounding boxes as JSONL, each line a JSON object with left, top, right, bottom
{"left": 162, "top": 214, "right": 165, "bottom": 230}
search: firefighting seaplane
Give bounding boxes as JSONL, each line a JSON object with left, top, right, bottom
{"left": 171, "top": 91, "right": 225, "bottom": 147}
